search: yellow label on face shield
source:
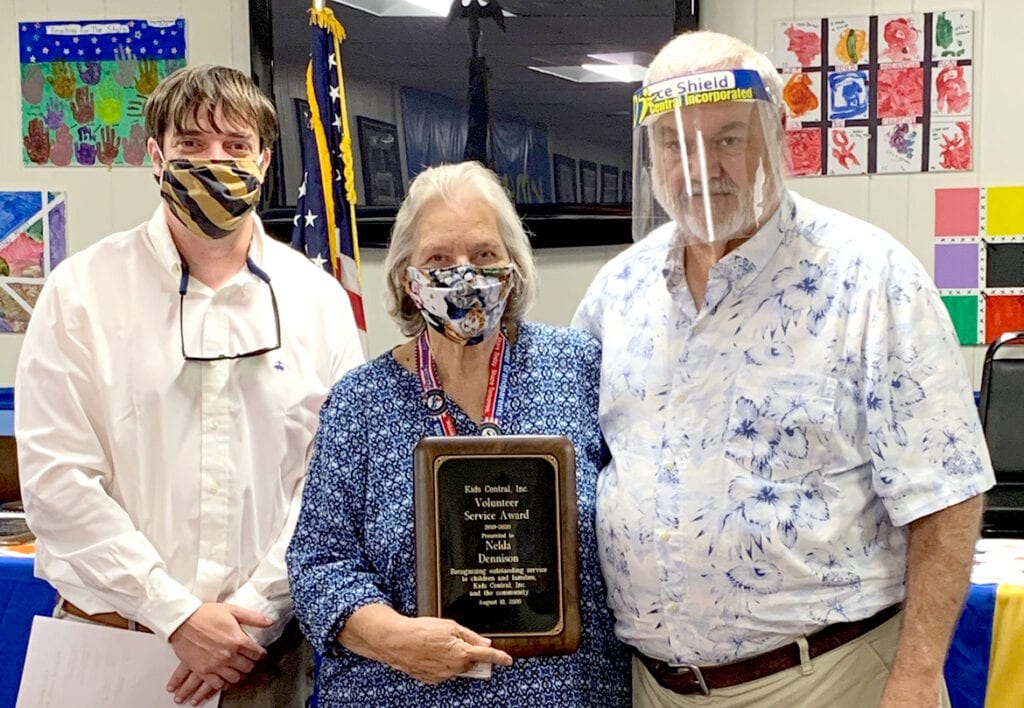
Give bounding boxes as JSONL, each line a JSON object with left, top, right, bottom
{"left": 633, "top": 69, "right": 773, "bottom": 128}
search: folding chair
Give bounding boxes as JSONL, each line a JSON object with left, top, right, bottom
{"left": 978, "top": 331, "right": 1024, "bottom": 537}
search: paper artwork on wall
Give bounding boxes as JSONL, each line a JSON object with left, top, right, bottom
{"left": 0, "top": 192, "right": 67, "bottom": 332}
{"left": 935, "top": 187, "right": 1024, "bottom": 345}
{"left": 775, "top": 10, "right": 973, "bottom": 176}
{"left": 19, "top": 19, "right": 187, "bottom": 167}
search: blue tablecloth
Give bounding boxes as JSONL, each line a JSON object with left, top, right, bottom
{"left": 0, "top": 555, "right": 56, "bottom": 707}
{"left": 0, "top": 555, "right": 1004, "bottom": 707}
{"left": 946, "top": 583, "right": 997, "bottom": 708}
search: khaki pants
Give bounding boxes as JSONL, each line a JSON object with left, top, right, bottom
{"left": 633, "top": 613, "right": 951, "bottom": 708}
{"left": 54, "top": 602, "right": 313, "bottom": 708}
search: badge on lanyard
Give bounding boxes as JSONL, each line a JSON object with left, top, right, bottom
{"left": 415, "top": 331, "right": 510, "bottom": 437}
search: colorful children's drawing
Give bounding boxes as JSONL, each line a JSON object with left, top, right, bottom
{"left": 878, "top": 15, "right": 924, "bottom": 63}
{"left": 930, "top": 121, "right": 972, "bottom": 171}
{"left": 776, "top": 21, "right": 822, "bottom": 67}
{"left": 932, "top": 64, "right": 972, "bottom": 116}
{"left": 934, "top": 11, "right": 973, "bottom": 60}
{"left": 827, "top": 128, "right": 868, "bottom": 174}
{"left": 785, "top": 129, "right": 822, "bottom": 176}
{"left": 876, "top": 67, "right": 924, "bottom": 119}
{"left": 0, "top": 192, "right": 66, "bottom": 332}
{"left": 828, "top": 17, "right": 869, "bottom": 65}
{"left": 827, "top": 71, "right": 868, "bottom": 119}
{"left": 19, "top": 19, "right": 186, "bottom": 167}
{"left": 877, "top": 123, "right": 921, "bottom": 172}
{"left": 782, "top": 72, "right": 820, "bottom": 120}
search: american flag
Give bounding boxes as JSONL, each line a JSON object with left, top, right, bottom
{"left": 291, "top": 6, "right": 367, "bottom": 355}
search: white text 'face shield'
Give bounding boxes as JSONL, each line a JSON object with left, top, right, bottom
{"left": 631, "top": 69, "right": 786, "bottom": 245}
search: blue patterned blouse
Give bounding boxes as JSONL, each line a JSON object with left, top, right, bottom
{"left": 286, "top": 322, "right": 630, "bottom": 707}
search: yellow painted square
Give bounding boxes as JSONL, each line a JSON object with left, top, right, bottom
{"left": 986, "top": 186, "right": 1024, "bottom": 236}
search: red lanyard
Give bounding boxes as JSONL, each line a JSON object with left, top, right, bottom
{"left": 415, "top": 330, "right": 509, "bottom": 436}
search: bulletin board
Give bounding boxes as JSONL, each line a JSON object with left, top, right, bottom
{"left": 19, "top": 18, "right": 186, "bottom": 167}
{"left": 775, "top": 10, "right": 972, "bottom": 177}
{"left": 935, "top": 187, "right": 1024, "bottom": 345}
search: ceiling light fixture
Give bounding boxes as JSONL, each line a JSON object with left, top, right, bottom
{"left": 528, "top": 52, "right": 652, "bottom": 84}
{"left": 332, "top": 0, "right": 511, "bottom": 18}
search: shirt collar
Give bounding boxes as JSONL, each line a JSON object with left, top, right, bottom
{"left": 662, "top": 190, "right": 796, "bottom": 310}
{"left": 144, "top": 206, "right": 268, "bottom": 282}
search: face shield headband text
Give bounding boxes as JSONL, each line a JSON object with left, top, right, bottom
{"left": 632, "top": 69, "right": 773, "bottom": 130}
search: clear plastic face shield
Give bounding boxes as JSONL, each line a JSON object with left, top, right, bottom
{"left": 632, "top": 69, "right": 786, "bottom": 245}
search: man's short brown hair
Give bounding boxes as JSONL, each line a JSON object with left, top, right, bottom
{"left": 144, "top": 64, "right": 279, "bottom": 149}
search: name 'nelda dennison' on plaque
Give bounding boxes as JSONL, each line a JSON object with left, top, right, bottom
{"left": 456, "top": 483, "right": 544, "bottom": 605}
{"left": 414, "top": 436, "right": 581, "bottom": 657}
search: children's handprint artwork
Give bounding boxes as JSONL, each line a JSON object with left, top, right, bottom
{"left": 19, "top": 18, "right": 186, "bottom": 167}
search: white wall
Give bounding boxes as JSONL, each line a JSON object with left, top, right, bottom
{"left": 704, "top": 0, "right": 1014, "bottom": 387}
{"left": 0, "top": 0, "right": 251, "bottom": 386}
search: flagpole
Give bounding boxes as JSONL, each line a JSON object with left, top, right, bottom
{"left": 312, "top": 0, "right": 325, "bottom": 10}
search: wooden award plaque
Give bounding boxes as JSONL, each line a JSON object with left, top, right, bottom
{"left": 413, "top": 435, "right": 581, "bottom": 657}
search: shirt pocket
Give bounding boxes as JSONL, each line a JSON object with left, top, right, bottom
{"left": 721, "top": 369, "right": 839, "bottom": 481}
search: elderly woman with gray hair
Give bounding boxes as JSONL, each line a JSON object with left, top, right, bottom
{"left": 286, "top": 161, "right": 630, "bottom": 706}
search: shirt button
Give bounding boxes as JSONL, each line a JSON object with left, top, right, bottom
{"left": 208, "top": 420, "right": 220, "bottom": 431}
{"left": 659, "top": 532, "right": 671, "bottom": 542}
{"left": 208, "top": 483, "right": 219, "bottom": 494}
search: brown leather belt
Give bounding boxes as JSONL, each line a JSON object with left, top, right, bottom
{"left": 636, "top": 603, "right": 902, "bottom": 695}
{"left": 59, "top": 598, "right": 153, "bottom": 634}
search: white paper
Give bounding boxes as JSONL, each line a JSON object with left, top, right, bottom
{"left": 16, "top": 615, "right": 198, "bottom": 708}
{"left": 972, "top": 538, "right": 1024, "bottom": 586}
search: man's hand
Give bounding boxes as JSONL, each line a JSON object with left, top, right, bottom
{"left": 165, "top": 663, "right": 221, "bottom": 706}
{"left": 167, "top": 603, "right": 272, "bottom": 691}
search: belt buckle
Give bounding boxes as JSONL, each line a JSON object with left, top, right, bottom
{"left": 669, "top": 663, "right": 710, "bottom": 696}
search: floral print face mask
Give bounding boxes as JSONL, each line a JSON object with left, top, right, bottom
{"left": 405, "top": 263, "right": 515, "bottom": 345}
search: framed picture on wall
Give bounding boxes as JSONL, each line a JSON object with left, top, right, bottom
{"left": 579, "top": 160, "right": 598, "bottom": 204}
{"left": 600, "top": 164, "right": 619, "bottom": 204}
{"left": 622, "top": 170, "right": 632, "bottom": 203}
{"left": 356, "top": 116, "right": 405, "bottom": 206}
{"left": 552, "top": 154, "right": 577, "bottom": 203}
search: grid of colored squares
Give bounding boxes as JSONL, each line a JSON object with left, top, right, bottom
{"left": 934, "top": 187, "right": 1024, "bottom": 345}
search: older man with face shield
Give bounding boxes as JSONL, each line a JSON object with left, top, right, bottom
{"left": 574, "top": 31, "right": 993, "bottom": 708}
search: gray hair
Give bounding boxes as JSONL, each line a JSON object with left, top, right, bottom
{"left": 383, "top": 161, "right": 538, "bottom": 337}
{"left": 646, "top": 31, "right": 785, "bottom": 146}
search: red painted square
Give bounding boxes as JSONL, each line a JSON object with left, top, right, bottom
{"left": 934, "top": 187, "right": 980, "bottom": 236}
{"left": 985, "top": 295, "right": 1024, "bottom": 343}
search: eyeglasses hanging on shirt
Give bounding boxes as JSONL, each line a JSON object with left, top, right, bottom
{"left": 178, "top": 258, "right": 282, "bottom": 361}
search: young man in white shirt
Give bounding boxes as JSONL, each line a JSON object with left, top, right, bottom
{"left": 16, "top": 64, "right": 364, "bottom": 707}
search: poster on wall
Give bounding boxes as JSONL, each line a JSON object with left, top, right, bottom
{"left": 934, "top": 186, "right": 1024, "bottom": 345}
{"left": 19, "top": 18, "right": 187, "bottom": 167}
{"left": 775, "top": 10, "right": 973, "bottom": 176}
{"left": 0, "top": 192, "right": 67, "bottom": 332}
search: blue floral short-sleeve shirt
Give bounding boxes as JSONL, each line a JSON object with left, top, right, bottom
{"left": 573, "top": 190, "right": 995, "bottom": 666}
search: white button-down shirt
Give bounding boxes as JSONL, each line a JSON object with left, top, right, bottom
{"left": 574, "top": 191, "right": 994, "bottom": 665}
{"left": 16, "top": 207, "right": 363, "bottom": 643}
